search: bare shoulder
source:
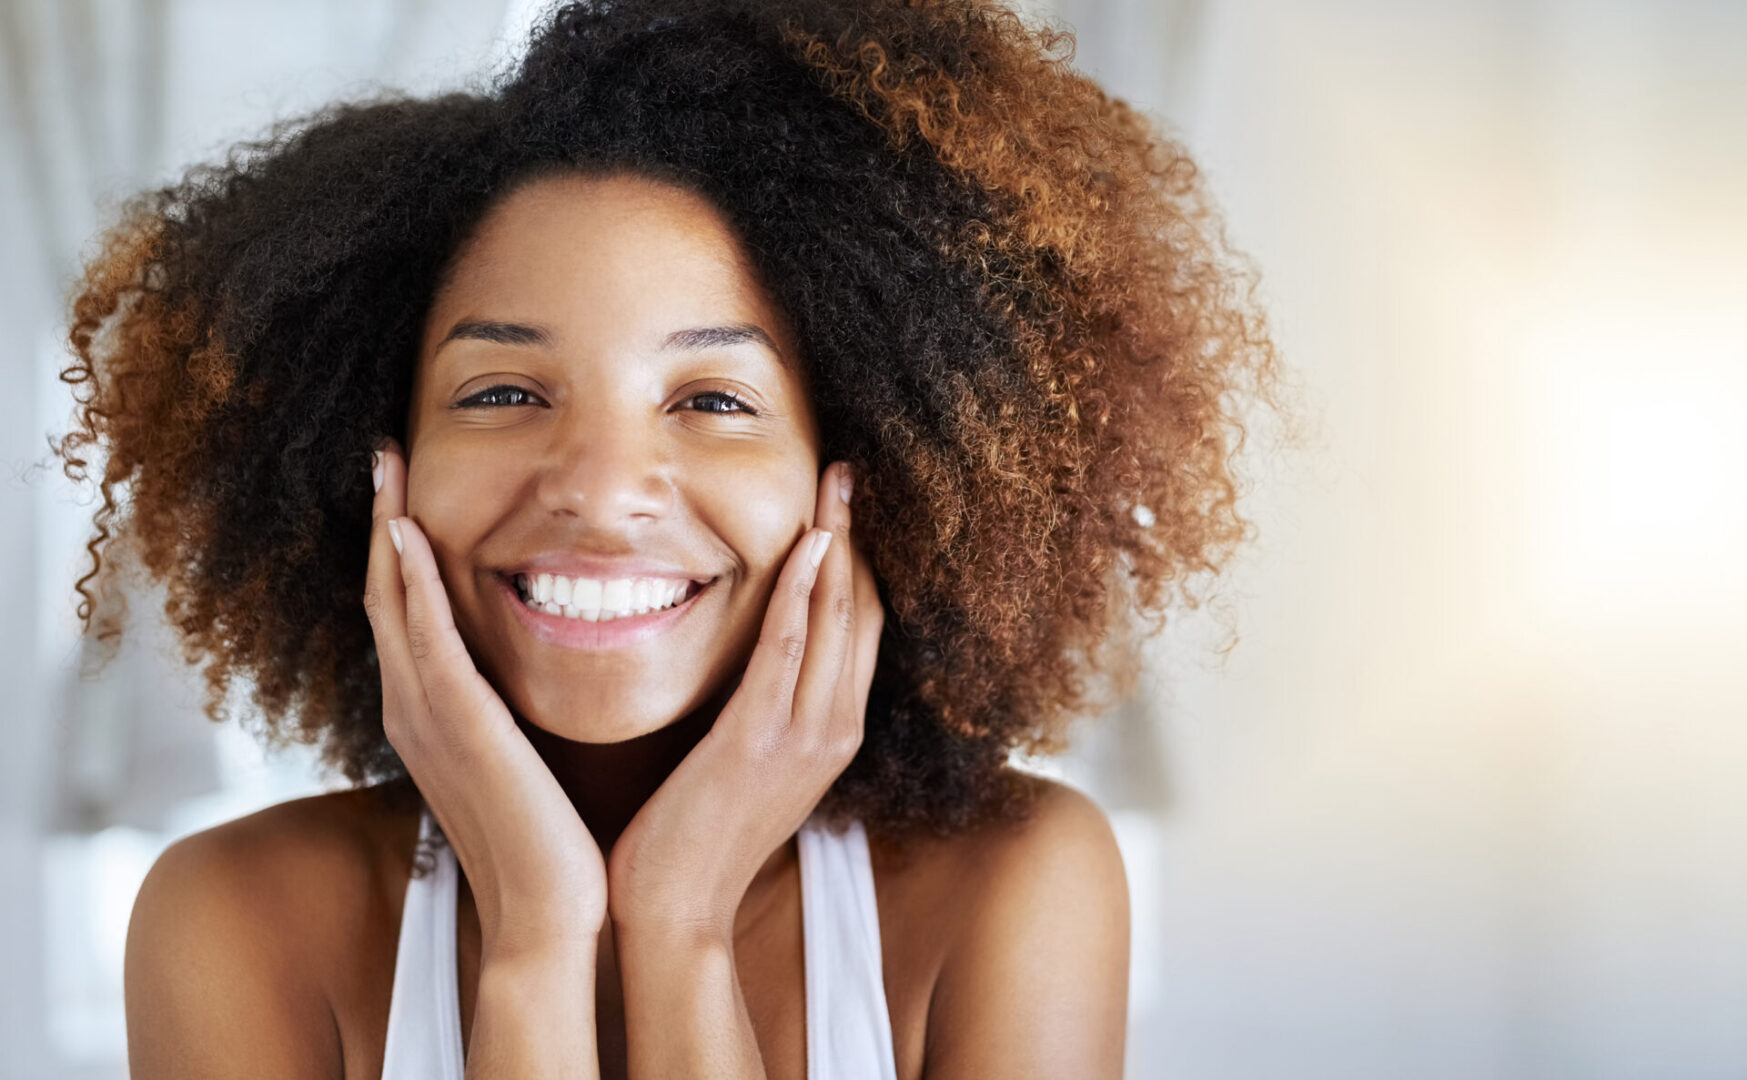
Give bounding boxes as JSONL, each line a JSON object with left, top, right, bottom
{"left": 900, "top": 770, "right": 1131, "bottom": 1079}
{"left": 124, "top": 786, "right": 414, "bottom": 1079}
{"left": 967, "top": 769, "right": 1127, "bottom": 876}
{"left": 137, "top": 786, "right": 411, "bottom": 940}
{"left": 880, "top": 769, "right": 1128, "bottom": 904}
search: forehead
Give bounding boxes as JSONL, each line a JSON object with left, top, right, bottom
{"left": 422, "top": 171, "right": 796, "bottom": 361}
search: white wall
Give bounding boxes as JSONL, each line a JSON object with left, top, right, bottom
{"left": 1048, "top": 0, "right": 1747, "bottom": 1075}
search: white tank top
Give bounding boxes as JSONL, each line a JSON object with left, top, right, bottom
{"left": 380, "top": 806, "right": 899, "bottom": 1080}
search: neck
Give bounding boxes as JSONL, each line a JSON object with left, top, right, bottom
{"left": 499, "top": 683, "right": 801, "bottom": 913}
{"left": 514, "top": 696, "right": 724, "bottom": 857}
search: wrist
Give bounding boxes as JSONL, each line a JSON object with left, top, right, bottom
{"left": 478, "top": 935, "right": 598, "bottom": 983}
{"left": 481, "top": 908, "right": 604, "bottom": 969}
{"left": 607, "top": 879, "right": 741, "bottom": 947}
{"left": 611, "top": 909, "right": 736, "bottom": 958}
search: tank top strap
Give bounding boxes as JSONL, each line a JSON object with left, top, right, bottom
{"left": 380, "top": 807, "right": 466, "bottom": 1080}
{"left": 381, "top": 805, "right": 898, "bottom": 1079}
{"left": 797, "top": 810, "right": 900, "bottom": 1080}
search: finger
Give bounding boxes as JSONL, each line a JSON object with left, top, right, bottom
{"left": 727, "top": 523, "right": 833, "bottom": 745}
{"left": 851, "top": 543, "right": 883, "bottom": 708}
{"left": 827, "top": 531, "right": 882, "bottom": 747}
{"left": 793, "top": 462, "right": 856, "bottom": 736}
{"left": 361, "top": 438, "right": 429, "bottom": 727}
{"left": 844, "top": 533, "right": 884, "bottom": 726}
{"left": 393, "top": 512, "right": 505, "bottom": 733}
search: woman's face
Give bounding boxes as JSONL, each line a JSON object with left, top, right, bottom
{"left": 404, "top": 171, "right": 821, "bottom": 743}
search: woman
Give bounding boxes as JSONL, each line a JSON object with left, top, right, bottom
{"left": 55, "top": 0, "right": 1275, "bottom": 1076}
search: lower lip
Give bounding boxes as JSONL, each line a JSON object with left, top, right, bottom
{"left": 498, "top": 575, "right": 713, "bottom": 651}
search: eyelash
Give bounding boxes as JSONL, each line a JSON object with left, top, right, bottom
{"left": 682, "top": 390, "right": 757, "bottom": 416}
{"left": 458, "top": 385, "right": 541, "bottom": 409}
{"left": 455, "top": 385, "right": 758, "bottom": 416}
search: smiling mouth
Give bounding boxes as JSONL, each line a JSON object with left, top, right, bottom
{"left": 507, "top": 572, "right": 714, "bottom": 623}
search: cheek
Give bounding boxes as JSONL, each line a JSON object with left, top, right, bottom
{"left": 696, "top": 459, "right": 819, "bottom": 588}
{"left": 404, "top": 445, "right": 506, "bottom": 582}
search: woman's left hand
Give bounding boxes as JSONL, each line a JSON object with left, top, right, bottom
{"left": 606, "top": 460, "right": 882, "bottom": 939}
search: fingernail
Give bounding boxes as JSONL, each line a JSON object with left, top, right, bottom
{"left": 838, "top": 466, "right": 853, "bottom": 505}
{"left": 371, "top": 451, "right": 384, "bottom": 493}
{"left": 388, "top": 518, "right": 404, "bottom": 555}
{"left": 809, "top": 530, "right": 834, "bottom": 568}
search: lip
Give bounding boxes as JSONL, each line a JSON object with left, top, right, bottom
{"left": 497, "top": 572, "right": 713, "bottom": 651}
{"left": 505, "top": 554, "right": 709, "bottom": 584}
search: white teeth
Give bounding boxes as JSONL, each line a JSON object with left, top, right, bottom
{"left": 600, "top": 578, "right": 631, "bottom": 615}
{"left": 572, "top": 577, "right": 602, "bottom": 620}
{"left": 515, "top": 572, "right": 697, "bottom": 623}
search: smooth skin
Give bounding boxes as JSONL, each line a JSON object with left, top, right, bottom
{"left": 122, "top": 172, "right": 1131, "bottom": 1079}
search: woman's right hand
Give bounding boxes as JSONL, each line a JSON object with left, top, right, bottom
{"left": 362, "top": 436, "right": 607, "bottom": 959}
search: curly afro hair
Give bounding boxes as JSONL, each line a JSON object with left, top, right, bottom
{"left": 54, "top": 0, "right": 1278, "bottom": 840}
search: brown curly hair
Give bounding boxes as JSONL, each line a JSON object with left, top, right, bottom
{"left": 53, "top": 0, "right": 1278, "bottom": 840}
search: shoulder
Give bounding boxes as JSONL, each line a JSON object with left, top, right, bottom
{"left": 149, "top": 785, "right": 401, "bottom": 880}
{"left": 911, "top": 770, "right": 1131, "bottom": 1079}
{"left": 124, "top": 787, "right": 414, "bottom": 1079}
{"left": 133, "top": 786, "right": 410, "bottom": 946}
{"left": 885, "top": 769, "right": 1128, "bottom": 917}
{"left": 948, "top": 771, "right": 1130, "bottom": 970}
{"left": 966, "top": 769, "right": 1128, "bottom": 883}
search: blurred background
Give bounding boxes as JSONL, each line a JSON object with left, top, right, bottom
{"left": 3, "top": 0, "right": 1744, "bottom": 1076}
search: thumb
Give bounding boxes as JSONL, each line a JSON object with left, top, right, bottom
{"left": 392, "top": 515, "right": 494, "bottom": 709}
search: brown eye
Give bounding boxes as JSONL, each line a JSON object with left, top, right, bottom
{"left": 682, "top": 390, "right": 757, "bottom": 416}
{"left": 457, "top": 384, "right": 544, "bottom": 409}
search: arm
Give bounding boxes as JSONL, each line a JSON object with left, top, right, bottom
{"left": 124, "top": 826, "right": 341, "bottom": 1080}
{"left": 606, "top": 461, "right": 881, "bottom": 1079}
{"left": 615, "top": 918, "right": 766, "bottom": 1079}
{"left": 924, "top": 778, "right": 1132, "bottom": 1079}
{"left": 466, "top": 933, "right": 601, "bottom": 1080}
{"left": 369, "top": 441, "right": 607, "bottom": 1077}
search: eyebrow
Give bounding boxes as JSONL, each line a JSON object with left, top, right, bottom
{"left": 661, "top": 323, "right": 782, "bottom": 360}
{"left": 440, "top": 319, "right": 552, "bottom": 348}
{"left": 438, "top": 319, "right": 787, "bottom": 366}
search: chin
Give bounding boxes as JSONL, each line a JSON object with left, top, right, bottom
{"left": 509, "top": 677, "right": 709, "bottom": 745}
{"left": 518, "top": 710, "right": 670, "bottom": 745}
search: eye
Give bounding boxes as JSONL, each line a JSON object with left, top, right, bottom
{"left": 681, "top": 390, "right": 758, "bottom": 416}
{"left": 456, "top": 384, "right": 545, "bottom": 409}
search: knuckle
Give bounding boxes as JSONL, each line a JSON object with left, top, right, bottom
{"left": 831, "top": 725, "right": 864, "bottom": 763}
{"left": 361, "top": 584, "right": 384, "bottom": 623}
{"left": 404, "top": 619, "right": 440, "bottom": 663}
{"left": 760, "top": 630, "right": 806, "bottom": 665}
{"left": 799, "top": 720, "right": 860, "bottom": 766}
{"left": 832, "top": 592, "right": 856, "bottom": 632}
{"left": 776, "top": 631, "right": 807, "bottom": 664}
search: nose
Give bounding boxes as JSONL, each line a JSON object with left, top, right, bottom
{"left": 532, "top": 400, "right": 675, "bottom": 526}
